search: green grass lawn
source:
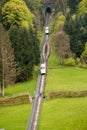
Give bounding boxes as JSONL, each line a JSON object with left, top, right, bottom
{"left": 45, "top": 66, "right": 87, "bottom": 93}
{"left": 45, "top": 45, "right": 87, "bottom": 93}
{"left": 4, "top": 66, "right": 39, "bottom": 97}
{"left": 0, "top": 104, "right": 31, "bottom": 130}
{"left": 1, "top": 97, "right": 87, "bottom": 130}
{"left": 5, "top": 79, "right": 37, "bottom": 97}
{"left": 39, "top": 97, "right": 87, "bottom": 130}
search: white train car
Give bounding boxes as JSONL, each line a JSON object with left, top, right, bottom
{"left": 45, "top": 26, "right": 49, "bottom": 34}
{"left": 40, "top": 63, "right": 46, "bottom": 75}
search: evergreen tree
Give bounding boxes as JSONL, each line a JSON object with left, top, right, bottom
{"left": 0, "top": 0, "right": 8, "bottom": 22}
{"left": 9, "top": 26, "right": 40, "bottom": 82}
{"left": 68, "top": 0, "right": 81, "bottom": 14}
{"left": 64, "top": 14, "right": 87, "bottom": 57}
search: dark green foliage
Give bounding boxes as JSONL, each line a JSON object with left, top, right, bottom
{"left": 64, "top": 14, "right": 87, "bottom": 57}
{"left": 29, "top": 27, "right": 40, "bottom": 65}
{"left": 9, "top": 26, "right": 40, "bottom": 82}
{"left": 68, "top": 0, "right": 82, "bottom": 14}
{"left": 0, "top": 0, "right": 8, "bottom": 22}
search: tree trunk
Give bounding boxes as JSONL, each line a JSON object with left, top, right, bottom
{"left": 1, "top": 82, "right": 4, "bottom": 96}
{"left": 1, "top": 46, "right": 5, "bottom": 97}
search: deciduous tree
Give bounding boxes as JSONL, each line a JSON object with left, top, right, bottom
{"left": 53, "top": 31, "right": 71, "bottom": 64}
{"left": 1, "top": 0, "right": 33, "bottom": 29}
{"left": 0, "top": 24, "right": 16, "bottom": 96}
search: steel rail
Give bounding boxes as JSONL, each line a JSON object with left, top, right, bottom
{"left": 27, "top": 13, "right": 51, "bottom": 130}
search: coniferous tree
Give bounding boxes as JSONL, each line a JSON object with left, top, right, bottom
{"left": 9, "top": 26, "right": 40, "bottom": 82}
{"left": 68, "top": 0, "right": 81, "bottom": 14}
{"left": 64, "top": 14, "right": 87, "bottom": 57}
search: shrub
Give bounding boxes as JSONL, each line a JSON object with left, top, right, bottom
{"left": 78, "top": 63, "right": 87, "bottom": 69}
{"left": 76, "top": 57, "right": 80, "bottom": 64}
{"left": 64, "top": 57, "right": 75, "bottom": 66}
{"left": 80, "top": 42, "right": 87, "bottom": 64}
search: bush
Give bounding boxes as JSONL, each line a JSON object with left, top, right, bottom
{"left": 64, "top": 57, "right": 75, "bottom": 66}
{"left": 80, "top": 42, "right": 87, "bottom": 64}
{"left": 78, "top": 63, "right": 87, "bottom": 69}
{"left": 76, "top": 57, "right": 80, "bottom": 64}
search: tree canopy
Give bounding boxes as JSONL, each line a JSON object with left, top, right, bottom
{"left": 1, "top": 0, "right": 34, "bottom": 29}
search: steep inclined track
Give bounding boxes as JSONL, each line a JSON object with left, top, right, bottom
{"left": 27, "top": 13, "right": 50, "bottom": 130}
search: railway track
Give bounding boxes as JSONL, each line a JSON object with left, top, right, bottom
{"left": 27, "top": 13, "right": 51, "bottom": 130}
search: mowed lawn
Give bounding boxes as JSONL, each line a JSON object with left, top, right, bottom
{"left": 39, "top": 97, "right": 87, "bottom": 130}
{"left": 45, "top": 48, "right": 87, "bottom": 93}
{"left": 0, "top": 97, "right": 87, "bottom": 130}
{"left": 0, "top": 104, "right": 31, "bottom": 130}
{"left": 45, "top": 66, "right": 87, "bottom": 93}
{"left": 4, "top": 67, "right": 39, "bottom": 97}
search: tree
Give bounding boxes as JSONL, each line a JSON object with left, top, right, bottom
{"left": 78, "top": 0, "right": 87, "bottom": 15}
{"left": 0, "top": 24, "right": 16, "bottom": 96}
{"left": 81, "top": 42, "right": 87, "bottom": 63}
{"left": 54, "top": 14, "right": 66, "bottom": 32}
{"left": 9, "top": 26, "right": 40, "bottom": 82}
{"left": 54, "top": 0, "right": 68, "bottom": 15}
{"left": 64, "top": 14, "right": 87, "bottom": 57}
{"left": 1, "top": 0, "right": 33, "bottom": 30}
{"left": 25, "top": 0, "right": 45, "bottom": 29}
{"left": 68, "top": 0, "right": 81, "bottom": 14}
{"left": 1, "top": 0, "right": 40, "bottom": 82}
{"left": 0, "top": 0, "right": 8, "bottom": 22}
{"left": 53, "top": 31, "right": 71, "bottom": 64}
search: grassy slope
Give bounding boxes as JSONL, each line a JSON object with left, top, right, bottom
{"left": 39, "top": 97, "right": 87, "bottom": 130}
{"left": 45, "top": 47, "right": 87, "bottom": 93}
{"left": 46, "top": 66, "right": 87, "bottom": 93}
{"left": 0, "top": 104, "right": 31, "bottom": 130}
{"left": 4, "top": 67, "right": 39, "bottom": 97}
{"left": 0, "top": 97, "right": 87, "bottom": 130}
